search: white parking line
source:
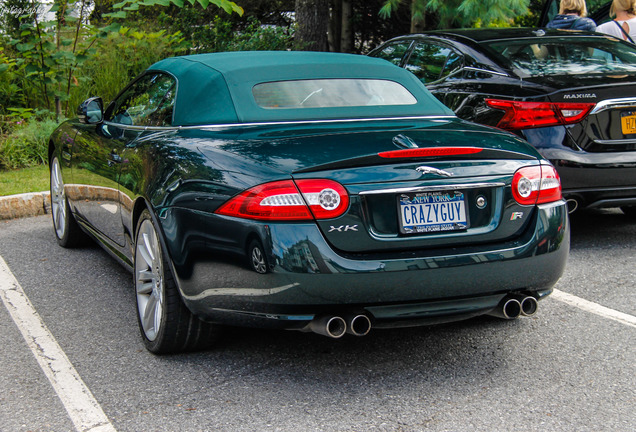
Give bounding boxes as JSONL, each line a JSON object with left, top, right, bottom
{"left": 0, "top": 256, "right": 116, "bottom": 432}
{"left": 552, "top": 289, "right": 636, "bottom": 329}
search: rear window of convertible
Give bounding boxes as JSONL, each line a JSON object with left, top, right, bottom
{"left": 252, "top": 79, "right": 418, "bottom": 109}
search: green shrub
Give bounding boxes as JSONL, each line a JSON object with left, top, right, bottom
{"left": 69, "top": 28, "right": 190, "bottom": 110}
{"left": 207, "top": 16, "right": 295, "bottom": 52}
{"left": 0, "top": 118, "right": 60, "bottom": 169}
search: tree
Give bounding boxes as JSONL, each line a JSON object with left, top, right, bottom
{"left": 0, "top": 0, "right": 39, "bottom": 40}
{"left": 328, "top": 0, "right": 411, "bottom": 53}
{"left": 295, "top": 0, "right": 329, "bottom": 51}
{"left": 380, "top": 0, "right": 530, "bottom": 30}
{"left": 1, "top": 0, "right": 243, "bottom": 117}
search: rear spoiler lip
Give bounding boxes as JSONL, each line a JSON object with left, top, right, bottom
{"left": 293, "top": 148, "right": 537, "bottom": 174}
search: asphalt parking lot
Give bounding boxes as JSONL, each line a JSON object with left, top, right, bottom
{"left": 0, "top": 210, "right": 634, "bottom": 432}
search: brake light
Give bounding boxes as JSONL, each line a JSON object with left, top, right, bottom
{"left": 379, "top": 147, "right": 483, "bottom": 158}
{"left": 215, "top": 179, "right": 349, "bottom": 221}
{"left": 485, "top": 99, "right": 595, "bottom": 130}
{"left": 512, "top": 165, "right": 562, "bottom": 206}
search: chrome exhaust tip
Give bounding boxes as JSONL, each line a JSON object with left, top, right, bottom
{"left": 346, "top": 314, "right": 372, "bottom": 337}
{"left": 509, "top": 294, "right": 539, "bottom": 317}
{"left": 520, "top": 296, "right": 538, "bottom": 316}
{"left": 309, "top": 315, "right": 347, "bottom": 339}
{"left": 566, "top": 199, "right": 579, "bottom": 214}
{"left": 488, "top": 298, "right": 522, "bottom": 320}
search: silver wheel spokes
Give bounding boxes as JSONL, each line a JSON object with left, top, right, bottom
{"left": 135, "top": 220, "right": 163, "bottom": 341}
{"left": 252, "top": 246, "right": 266, "bottom": 274}
{"left": 50, "top": 159, "right": 67, "bottom": 239}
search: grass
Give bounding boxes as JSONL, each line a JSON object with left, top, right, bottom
{"left": 0, "top": 165, "right": 49, "bottom": 196}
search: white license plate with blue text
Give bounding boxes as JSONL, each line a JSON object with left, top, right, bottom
{"left": 399, "top": 191, "right": 468, "bottom": 234}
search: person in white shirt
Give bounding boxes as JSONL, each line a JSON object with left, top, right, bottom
{"left": 597, "top": 0, "right": 636, "bottom": 43}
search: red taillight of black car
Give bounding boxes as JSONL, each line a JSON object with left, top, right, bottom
{"left": 215, "top": 179, "right": 349, "bottom": 221}
{"left": 485, "top": 99, "right": 595, "bottom": 130}
{"left": 512, "top": 165, "right": 562, "bottom": 206}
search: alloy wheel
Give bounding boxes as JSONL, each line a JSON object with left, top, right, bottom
{"left": 50, "top": 158, "right": 67, "bottom": 240}
{"left": 251, "top": 243, "right": 267, "bottom": 274}
{"left": 135, "top": 219, "right": 164, "bottom": 341}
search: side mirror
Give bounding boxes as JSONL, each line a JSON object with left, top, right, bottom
{"left": 77, "top": 97, "right": 103, "bottom": 124}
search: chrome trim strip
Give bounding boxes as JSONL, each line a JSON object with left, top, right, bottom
{"left": 590, "top": 97, "right": 636, "bottom": 115}
{"left": 463, "top": 66, "right": 510, "bottom": 78}
{"left": 196, "top": 116, "right": 457, "bottom": 131}
{"left": 594, "top": 138, "right": 636, "bottom": 145}
{"left": 105, "top": 115, "right": 458, "bottom": 132}
{"left": 359, "top": 182, "right": 506, "bottom": 196}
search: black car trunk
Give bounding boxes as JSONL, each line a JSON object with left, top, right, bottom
{"left": 521, "top": 75, "right": 636, "bottom": 152}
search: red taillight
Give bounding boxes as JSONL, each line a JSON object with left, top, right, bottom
{"left": 379, "top": 147, "right": 483, "bottom": 158}
{"left": 215, "top": 179, "right": 349, "bottom": 221}
{"left": 512, "top": 165, "right": 562, "bottom": 206}
{"left": 485, "top": 98, "right": 595, "bottom": 130}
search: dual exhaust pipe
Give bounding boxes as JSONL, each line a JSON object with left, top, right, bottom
{"left": 488, "top": 294, "right": 538, "bottom": 320}
{"left": 309, "top": 314, "right": 372, "bottom": 338}
{"left": 309, "top": 294, "right": 537, "bottom": 337}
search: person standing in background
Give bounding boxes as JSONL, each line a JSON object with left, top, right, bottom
{"left": 546, "top": 0, "right": 597, "bottom": 31}
{"left": 597, "top": 0, "right": 636, "bottom": 43}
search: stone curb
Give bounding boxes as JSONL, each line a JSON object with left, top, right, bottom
{"left": 0, "top": 192, "right": 52, "bottom": 221}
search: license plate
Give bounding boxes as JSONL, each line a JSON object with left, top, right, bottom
{"left": 398, "top": 191, "right": 468, "bottom": 234}
{"left": 621, "top": 111, "right": 636, "bottom": 135}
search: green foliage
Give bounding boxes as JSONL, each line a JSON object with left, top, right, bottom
{"left": 69, "top": 27, "right": 189, "bottom": 108}
{"left": 0, "top": 118, "right": 61, "bottom": 169}
{"left": 0, "top": 0, "right": 244, "bottom": 125}
{"left": 0, "top": 47, "right": 23, "bottom": 111}
{"left": 108, "top": 0, "right": 243, "bottom": 17}
{"left": 192, "top": 15, "right": 294, "bottom": 53}
{"left": 380, "top": 0, "right": 530, "bottom": 29}
{"left": 155, "top": 5, "right": 294, "bottom": 54}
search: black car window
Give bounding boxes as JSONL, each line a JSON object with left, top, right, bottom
{"left": 371, "top": 41, "right": 412, "bottom": 66}
{"left": 440, "top": 51, "right": 463, "bottom": 79}
{"left": 406, "top": 42, "right": 459, "bottom": 83}
{"left": 484, "top": 36, "right": 636, "bottom": 77}
{"left": 106, "top": 73, "right": 176, "bottom": 127}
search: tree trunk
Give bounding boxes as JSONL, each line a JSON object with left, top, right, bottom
{"left": 410, "top": 0, "right": 426, "bottom": 33}
{"left": 295, "top": 0, "right": 329, "bottom": 51}
{"left": 328, "top": 0, "right": 342, "bottom": 52}
{"left": 340, "top": 0, "right": 353, "bottom": 53}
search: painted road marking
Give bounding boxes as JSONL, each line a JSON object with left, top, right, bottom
{"left": 0, "top": 256, "right": 116, "bottom": 432}
{"left": 552, "top": 289, "right": 636, "bottom": 329}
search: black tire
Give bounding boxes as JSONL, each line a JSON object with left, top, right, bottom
{"left": 49, "top": 156, "right": 88, "bottom": 248}
{"left": 621, "top": 206, "right": 636, "bottom": 218}
{"left": 133, "top": 209, "right": 220, "bottom": 354}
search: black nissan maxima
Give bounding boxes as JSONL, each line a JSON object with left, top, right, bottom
{"left": 369, "top": 28, "right": 636, "bottom": 216}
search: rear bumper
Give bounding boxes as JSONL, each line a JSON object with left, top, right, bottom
{"left": 163, "top": 201, "right": 569, "bottom": 329}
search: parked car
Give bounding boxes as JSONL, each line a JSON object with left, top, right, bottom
{"left": 369, "top": 28, "right": 636, "bottom": 215}
{"left": 49, "top": 51, "right": 569, "bottom": 353}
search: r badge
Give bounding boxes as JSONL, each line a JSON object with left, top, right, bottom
{"left": 510, "top": 212, "right": 524, "bottom": 221}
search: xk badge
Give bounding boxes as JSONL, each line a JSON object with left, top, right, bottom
{"left": 329, "top": 225, "right": 358, "bottom": 232}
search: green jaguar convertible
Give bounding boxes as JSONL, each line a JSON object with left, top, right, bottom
{"left": 48, "top": 51, "right": 569, "bottom": 353}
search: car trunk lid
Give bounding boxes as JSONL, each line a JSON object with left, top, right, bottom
{"left": 227, "top": 119, "right": 545, "bottom": 254}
